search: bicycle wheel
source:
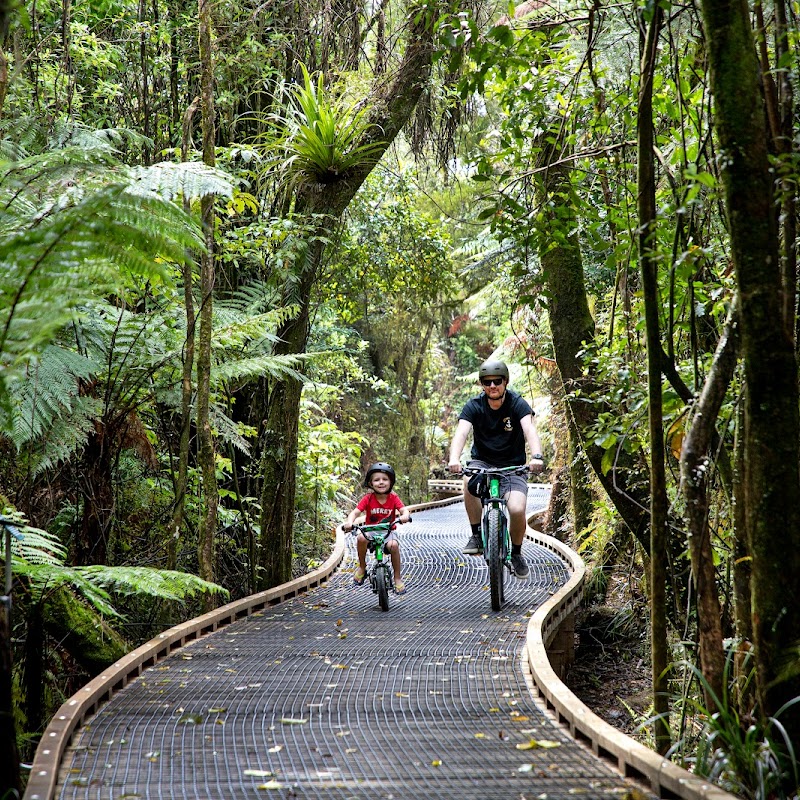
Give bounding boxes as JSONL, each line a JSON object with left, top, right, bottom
{"left": 486, "top": 507, "right": 504, "bottom": 611}
{"left": 376, "top": 565, "right": 390, "bottom": 611}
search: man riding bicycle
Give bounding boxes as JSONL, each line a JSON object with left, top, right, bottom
{"left": 447, "top": 358, "right": 544, "bottom": 578}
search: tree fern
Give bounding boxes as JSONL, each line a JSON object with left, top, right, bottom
{"left": 76, "top": 565, "right": 228, "bottom": 602}
{"left": 5, "top": 285, "right": 307, "bottom": 472}
{"left": 0, "top": 123, "right": 234, "bottom": 426}
{"left": 3, "top": 509, "right": 228, "bottom": 617}
{"left": 213, "top": 352, "right": 309, "bottom": 386}
{"left": 9, "top": 345, "right": 99, "bottom": 446}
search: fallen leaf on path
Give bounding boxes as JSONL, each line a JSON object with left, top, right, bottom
{"left": 515, "top": 739, "right": 561, "bottom": 750}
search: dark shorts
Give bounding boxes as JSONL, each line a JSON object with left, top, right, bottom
{"left": 467, "top": 460, "right": 528, "bottom": 496}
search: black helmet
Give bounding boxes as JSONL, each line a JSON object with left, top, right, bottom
{"left": 478, "top": 358, "right": 509, "bottom": 381}
{"left": 364, "top": 462, "right": 396, "bottom": 488}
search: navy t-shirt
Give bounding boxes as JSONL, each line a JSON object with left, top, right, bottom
{"left": 459, "top": 389, "right": 533, "bottom": 467}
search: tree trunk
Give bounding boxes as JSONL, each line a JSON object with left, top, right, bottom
{"left": 539, "top": 154, "right": 651, "bottom": 548}
{"left": 0, "top": 600, "right": 21, "bottom": 797}
{"left": 42, "top": 586, "right": 128, "bottom": 673}
{"left": 257, "top": 2, "right": 439, "bottom": 588}
{"left": 24, "top": 602, "right": 44, "bottom": 736}
{"left": 637, "top": 4, "right": 670, "bottom": 755}
{"left": 196, "top": 0, "right": 218, "bottom": 591}
{"left": 699, "top": 0, "right": 800, "bottom": 756}
{"left": 679, "top": 301, "right": 738, "bottom": 708}
{"left": 167, "top": 96, "right": 201, "bottom": 571}
{"left": 76, "top": 427, "right": 113, "bottom": 565}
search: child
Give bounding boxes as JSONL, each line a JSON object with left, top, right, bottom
{"left": 342, "top": 462, "right": 410, "bottom": 594}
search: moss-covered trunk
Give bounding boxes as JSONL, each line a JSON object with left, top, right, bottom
{"left": 539, "top": 156, "right": 651, "bottom": 547}
{"left": 41, "top": 587, "right": 128, "bottom": 674}
{"left": 256, "top": 2, "right": 439, "bottom": 589}
{"left": 700, "top": 0, "right": 800, "bottom": 757}
{"left": 196, "top": 0, "right": 218, "bottom": 593}
{"left": 637, "top": 4, "right": 670, "bottom": 754}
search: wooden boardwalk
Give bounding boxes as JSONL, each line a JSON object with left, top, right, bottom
{"left": 39, "top": 487, "right": 669, "bottom": 800}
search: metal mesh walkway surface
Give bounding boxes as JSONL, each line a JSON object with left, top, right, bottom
{"left": 56, "top": 488, "right": 650, "bottom": 799}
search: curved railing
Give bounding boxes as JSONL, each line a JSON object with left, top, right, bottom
{"left": 524, "top": 525, "right": 739, "bottom": 800}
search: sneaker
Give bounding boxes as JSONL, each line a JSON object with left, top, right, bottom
{"left": 462, "top": 533, "right": 483, "bottom": 555}
{"left": 511, "top": 552, "right": 529, "bottom": 578}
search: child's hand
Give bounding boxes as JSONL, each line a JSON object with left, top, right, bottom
{"left": 343, "top": 522, "right": 353, "bottom": 532}
{"left": 399, "top": 513, "right": 411, "bottom": 524}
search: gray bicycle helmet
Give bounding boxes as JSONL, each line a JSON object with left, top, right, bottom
{"left": 478, "top": 359, "right": 510, "bottom": 381}
{"left": 364, "top": 462, "right": 396, "bottom": 488}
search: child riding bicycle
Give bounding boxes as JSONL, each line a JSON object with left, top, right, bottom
{"left": 342, "top": 462, "right": 411, "bottom": 594}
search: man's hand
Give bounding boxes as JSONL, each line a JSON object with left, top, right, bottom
{"left": 529, "top": 456, "right": 544, "bottom": 475}
{"left": 448, "top": 462, "right": 463, "bottom": 474}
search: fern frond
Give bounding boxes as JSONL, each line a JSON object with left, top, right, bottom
{"left": 22, "top": 398, "right": 102, "bottom": 475}
{"left": 9, "top": 345, "right": 99, "bottom": 446}
{"left": 211, "top": 310, "right": 298, "bottom": 353}
{"left": 127, "top": 161, "right": 233, "bottom": 202}
{"left": 209, "top": 403, "right": 252, "bottom": 454}
{"left": 75, "top": 565, "right": 229, "bottom": 601}
{"left": 1, "top": 516, "right": 68, "bottom": 565}
{"left": 213, "top": 353, "right": 308, "bottom": 385}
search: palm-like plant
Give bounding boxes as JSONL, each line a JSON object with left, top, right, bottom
{"left": 265, "top": 64, "right": 385, "bottom": 191}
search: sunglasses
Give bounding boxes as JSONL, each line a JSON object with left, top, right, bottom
{"left": 481, "top": 377, "right": 505, "bottom": 387}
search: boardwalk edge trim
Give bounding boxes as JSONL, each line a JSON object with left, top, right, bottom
{"left": 524, "top": 521, "right": 740, "bottom": 800}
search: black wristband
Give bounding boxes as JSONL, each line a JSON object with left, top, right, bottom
{"left": 532, "top": 454, "right": 543, "bottom": 460}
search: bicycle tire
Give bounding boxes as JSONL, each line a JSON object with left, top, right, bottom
{"left": 376, "top": 565, "right": 390, "bottom": 611}
{"left": 499, "top": 513, "right": 509, "bottom": 605}
{"left": 486, "top": 507, "right": 504, "bottom": 611}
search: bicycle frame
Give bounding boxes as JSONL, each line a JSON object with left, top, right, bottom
{"left": 463, "top": 465, "right": 528, "bottom": 611}
{"left": 352, "top": 522, "right": 396, "bottom": 612}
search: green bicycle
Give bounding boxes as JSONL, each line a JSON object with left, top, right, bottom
{"left": 462, "top": 465, "right": 530, "bottom": 611}
{"left": 350, "top": 521, "right": 397, "bottom": 611}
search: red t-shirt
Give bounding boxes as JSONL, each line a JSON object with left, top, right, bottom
{"left": 357, "top": 491, "right": 405, "bottom": 525}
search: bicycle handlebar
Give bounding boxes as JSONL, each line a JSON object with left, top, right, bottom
{"left": 461, "top": 465, "right": 531, "bottom": 477}
{"left": 347, "top": 517, "right": 411, "bottom": 535}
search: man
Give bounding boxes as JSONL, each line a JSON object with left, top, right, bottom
{"left": 448, "top": 358, "right": 544, "bottom": 578}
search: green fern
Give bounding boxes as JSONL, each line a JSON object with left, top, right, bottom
{"left": 76, "top": 565, "right": 228, "bottom": 602}
{"left": 0, "top": 124, "right": 234, "bottom": 424}
{"left": 0, "top": 509, "right": 66, "bottom": 565}
{"left": 213, "top": 352, "right": 308, "bottom": 386}
{"left": 2, "top": 509, "right": 228, "bottom": 618}
{"left": 9, "top": 345, "right": 99, "bottom": 445}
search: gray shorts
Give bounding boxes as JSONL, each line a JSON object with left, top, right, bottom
{"left": 467, "top": 460, "right": 528, "bottom": 496}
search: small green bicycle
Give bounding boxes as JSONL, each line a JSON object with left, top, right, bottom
{"left": 350, "top": 521, "right": 397, "bottom": 611}
{"left": 462, "top": 465, "right": 530, "bottom": 611}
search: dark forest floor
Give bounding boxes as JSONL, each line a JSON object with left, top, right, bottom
{"left": 563, "top": 582, "right": 653, "bottom": 744}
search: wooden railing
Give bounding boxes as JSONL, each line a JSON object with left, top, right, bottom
{"left": 524, "top": 526, "right": 739, "bottom": 800}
